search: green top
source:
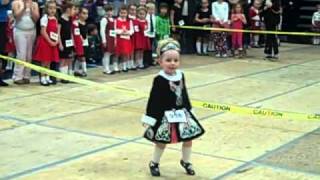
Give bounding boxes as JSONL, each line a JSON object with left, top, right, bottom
{"left": 156, "top": 15, "right": 170, "bottom": 40}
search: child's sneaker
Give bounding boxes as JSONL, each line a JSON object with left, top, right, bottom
{"left": 215, "top": 53, "right": 221, "bottom": 58}
{"left": 222, "top": 53, "right": 228, "bottom": 58}
{"left": 149, "top": 161, "right": 160, "bottom": 176}
{"left": 180, "top": 160, "right": 195, "bottom": 176}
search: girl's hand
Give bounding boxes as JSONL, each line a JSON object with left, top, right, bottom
{"left": 59, "top": 44, "right": 64, "bottom": 51}
{"left": 142, "top": 123, "right": 150, "bottom": 128}
{"left": 171, "top": 26, "right": 176, "bottom": 32}
{"left": 49, "top": 40, "right": 56, "bottom": 47}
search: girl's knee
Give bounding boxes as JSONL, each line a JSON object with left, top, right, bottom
{"left": 156, "top": 143, "right": 166, "bottom": 149}
{"left": 183, "top": 141, "right": 192, "bottom": 147}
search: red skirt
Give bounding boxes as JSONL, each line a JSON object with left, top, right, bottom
{"left": 33, "top": 37, "right": 59, "bottom": 63}
{"left": 115, "top": 37, "right": 132, "bottom": 56}
{"left": 134, "top": 33, "right": 151, "bottom": 50}
{"left": 5, "top": 41, "right": 15, "bottom": 54}
{"left": 74, "top": 35, "right": 84, "bottom": 56}
{"left": 103, "top": 37, "right": 115, "bottom": 53}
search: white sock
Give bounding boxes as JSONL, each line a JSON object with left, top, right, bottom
{"left": 74, "top": 60, "right": 81, "bottom": 72}
{"left": 45, "top": 75, "right": 52, "bottom": 83}
{"left": 59, "top": 66, "right": 68, "bottom": 74}
{"left": 40, "top": 76, "right": 47, "bottom": 83}
{"left": 123, "top": 62, "right": 127, "bottom": 70}
{"left": 102, "top": 53, "right": 111, "bottom": 72}
{"left": 182, "top": 146, "right": 192, "bottom": 163}
{"left": 68, "top": 65, "right": 73, "bottom": 75}
{"left": 81, "top": 62, "right": 87, "bottom": 73}
{"left": 113, "top": 62, "right": 119, "bottom": 71}
{"left": 196, "top": 41, "right": 201, "bottom": 54}
{"left": 203, "top": 43, "right": 208, "bottom": 54}
{"left": 139, "top": 58, "right": 144, "bottom": 68}
{"left": 152, "top": 146, "right": 165, "bottom": 163}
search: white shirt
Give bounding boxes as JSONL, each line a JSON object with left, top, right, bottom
{"left": 100, "top": 17, "right": 108, "bottom": 43}
{"left": 145, "top": 13, "right": 156, "bottom": 38}
{"left": 312, "top": 11, "right": 320, "bottom": 25}
{"left": 211, "top": 1, "right": 229, "bottom": 23}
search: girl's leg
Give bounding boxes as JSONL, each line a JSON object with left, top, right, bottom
{"left": 40, "top": 61, "right": 50, "bottom": 85}
{"left": 135, "top": 50, "right": 144, "bottom": 69}
{"left": 102, "top": 52, "right": 112, "bottom": 74}
{"left": 202, "top": 37, "right": 208, "bottom": 55}
{"left": 80, "top": 56, "right": 87, "bottom": 76}
{"left": 180, "top": 141, "right": 195, "bottom": 175}
{"left": 196, "top": 37, "right": 202, "bottom": 55}
{"left": 149, "top": 143, "right": 166, "bottom": 176}
{"left": 113, "top": 55, "right": 120, "bottom": 72}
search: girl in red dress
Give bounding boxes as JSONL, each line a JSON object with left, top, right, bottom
{"left": 133, "top": 6, "right": 151, "bottom": 69}
{"left": 115, "top": 5, "right": 133, "bottom": 72}
{"left": 5, "top": 11, "right": 15, "bottom": 70}
{"left": 100, "top": 5, "right": 116, "bottom": 74}
{"left": 249, "top": 0, "right": 262, "bottom": 47}
{"left": 74, "top": 7, "right": 89, "bottom": 77}
{"left": 33, "top": 1, "right": 59, "bottom": 86}
{"left": 231, "top": 3, "right": 247, "bottom": 58}
{"left": 128, "top": 4, "right": 137, "bottom": 70}
{"left": 71, "top": 6, "right": 85, "bottom": 77}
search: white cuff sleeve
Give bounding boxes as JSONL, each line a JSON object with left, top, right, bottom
{"left": 40, "top": 15, "right": 48, "bottom": 27}
{"left": 141, "top": 115, "right": 157, "bottom": 126}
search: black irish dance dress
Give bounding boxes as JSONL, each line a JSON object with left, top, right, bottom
{"left": 142, "top": 70, "right": 205, "bottom": 144}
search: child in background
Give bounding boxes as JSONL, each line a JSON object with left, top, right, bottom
{"left": 87, "top": 24, "right": 102, "bottom": 64}
{"left": 128, "top": 4, "right": 137, "bottom": 70}
{"left": 231, "top": 3, "right": 247, "bottom": 58}
{"left": 312, "top": 4, "right": 320, "bottom": 45}
{"left": 115, "top": 5, "right": 133, "bottom": 72}
{"left": 100, "top": 4, "right": 116, "bottom": 74}
{"left": 194, "top": 0, "right": 212, "bottom": 56}
{"left": 144, "top": 2, "right": 157, "bottom": 67}
{"left": 249, "top": 0, "right": 262, "bottom": 48}
{"left": 156, "top": 3, "right": 170, "bottom": 42}
{"left": 133, "top": 6, "right": 151, "bottom": 69}
{"left": 211, "top": 0, "right": 229, "bottom": 58}
{"left": 72, "top": 5, "right": 85, "bottom": 77}
{"left": 142, "top": 38, "right": 205, "bottom": 177}
{"left": 77, "top": 7, "right": 89, "bottom": 76}
{"left": 58, "top": 1, "right": 75, "bottom": 83}
{"left": 33, "top": 0, "right": 59, "bottom": 86}
{"left": 5, "top": 10, "right": 15, "bottom": 71}
{"left": 170, "top": 0, "right": 183, "bottom": 41}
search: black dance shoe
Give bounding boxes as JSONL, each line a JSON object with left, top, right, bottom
{"left": 149, "top": 161, "right": 160, "bottom": 177}
{"left": 180, "top": 160, "right": 195, "bottom": 176}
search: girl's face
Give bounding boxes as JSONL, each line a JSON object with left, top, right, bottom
{"left": 137, "top": 10, "right": 146, "bottom": 19}
{"left": 147, "top": 7, "right": 155, "bottom": 14}
{"left": 159, "top": 50, "right": 180, "bottom": 75}
{"left": 74, "top": 7, "right": 79, "bottom": 16}
{"left": 80, "top": 9, "right": 88, "bottom": 20}
{"left": 129, "top": 5, "right": 137, "bottom": 16}
{"left": 235, "top": 5, "right": 242, "bottom": 13}
{"left": 160, "top": 7, "right": 168, "bottom": 15}
{"left": 106, "top": 10, "right": 113, "bottom": 17}
{"left": 66, "top": 6, "right": 76, "bottom": 17}
{"left": 119, "top": 9, "right": 128, "bottom": 18}
{"left": 201, "top": 0, "right": 209, "bottom": 8}
{"left": 47, "top": 3, "right": 57, "bottom": 16}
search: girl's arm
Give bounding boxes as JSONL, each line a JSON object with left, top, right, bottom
{"left": 182, "top": 74, "right": 192, "bottom": 111}
{"left": 223, "top": 3, "right": 229, "bottom": 23}
{"left": 194, "top": 13, "right": 202, "bottom": 23}
{"left": 143, "top": 77, "right": 164, "bottom": 127}
{"left": 242, "top": 14, "right": 247, "bottom": 24}
{"left": 31, "top": 2, "right": 40, "bottom": 23}
{"left": 40, "top": 16, "right": 56, "bottom": 46}
{"left": 170, "top": 8, "right": 175, "bottom": 26}
{"left": 100, "top": 17, "right": 108, "bottom": 46}
{"left": 41, "top": 26, "right": 56, "bottom": 46}
{"left": 12, "top": 1, "right": 26, "bottom": 21}
{"left": 58, "top": 23, "right": 63, "bottom": 50}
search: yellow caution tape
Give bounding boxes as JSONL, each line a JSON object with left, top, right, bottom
{"left": 173, "top": 25, "right": 320, "bottom": 36}
{"left": 1, "top": 54, "right": 319, "bottom": 121}
{"left": 191, "top": 100, "right": 320, "bottom": 121}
